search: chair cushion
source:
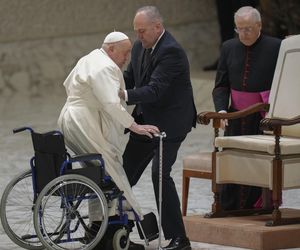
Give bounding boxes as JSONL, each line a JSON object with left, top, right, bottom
{"left": 183, "top": 151, "right": 212, "bottom": 172}
{"left": 215, "top": 135, "right": 300, "bottom": 155}
{"left": 216, "top": 149, "right": 300, "bottom": 189}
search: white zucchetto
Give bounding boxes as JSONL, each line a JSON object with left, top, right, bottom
{"left": 103, "top": 31, "right": 129, "bottom": 44}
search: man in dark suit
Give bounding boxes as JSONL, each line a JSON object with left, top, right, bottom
{"left": 119, "top": 5, "right": 196, "bottom": 250}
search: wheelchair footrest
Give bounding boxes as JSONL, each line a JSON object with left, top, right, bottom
{"left": 137, "top": 212, "right": 159, "bottom": 242}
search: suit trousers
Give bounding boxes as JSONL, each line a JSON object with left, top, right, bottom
{"left": 122, "top": 132, "right": 187, "bottom": 239}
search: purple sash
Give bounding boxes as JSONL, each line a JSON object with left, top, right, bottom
{"left": 231, "top": 89, "right": 270, "bottom": 117}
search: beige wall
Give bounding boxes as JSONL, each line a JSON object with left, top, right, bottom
{"left": 0, "top": 0, "right": 215, "bottom": 42}
{"left": 0, "top": 0, "right": 219, "bottom": 96}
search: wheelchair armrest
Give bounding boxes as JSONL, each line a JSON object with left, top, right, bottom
{"left": 69, "top": 153, "right": 103, "bottom": 164}
{"left": 60, "top": 153, "right": 105, "bottom": 176}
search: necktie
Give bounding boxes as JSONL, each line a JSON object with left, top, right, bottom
{"left": 137, "top": 48, "right": 152, "bottom": 116}
{"left": 142, "top": 48, "right": 152, "bottom": 72}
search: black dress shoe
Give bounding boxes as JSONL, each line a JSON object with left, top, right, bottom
{"left": 163, "top": 236, "right": 191, "bottom": 250}
{"left": 128, "top": 241, "right": 145, "bottom": 250}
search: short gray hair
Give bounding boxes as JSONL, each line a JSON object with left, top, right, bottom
{"left": 234, "top": 6, "right": 261, "bottom": 23}
{"left": 136, "top": 6, "right": 164, "bottom": 23}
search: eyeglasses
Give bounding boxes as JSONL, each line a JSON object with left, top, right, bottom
{"left": 234, "top": 27, "right": 254, "bottom": 34}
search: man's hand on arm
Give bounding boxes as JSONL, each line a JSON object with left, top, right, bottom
{"left": 118, "top": 88, "right": 127, "bottom": 101}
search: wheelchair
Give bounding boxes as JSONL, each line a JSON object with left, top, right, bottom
{"left": 1, "top": 127, "right": 158, "bottom": 250}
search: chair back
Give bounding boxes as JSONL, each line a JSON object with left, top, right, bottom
{"left": 267, "top": 35, "right": 300, "bottom": 138}
{"left": 31, "top": 131, "right": 68, "bottom": 193}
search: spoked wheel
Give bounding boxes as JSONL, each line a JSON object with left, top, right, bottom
{"left": 0, "top": 169, "right": 44, "bottom": 249}
{"left": 33, "top": 174, "right": 108, "bottom": 250}
{"left": 112, "top": 228, "right": 130, "bottom": 250}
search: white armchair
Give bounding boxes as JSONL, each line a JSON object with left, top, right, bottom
{"left": 198, "top": 35, "right": 300, "bottom": 226}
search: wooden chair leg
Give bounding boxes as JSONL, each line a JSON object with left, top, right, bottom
{"left": 182, "top": 173, "right": 190, "bottom": 216}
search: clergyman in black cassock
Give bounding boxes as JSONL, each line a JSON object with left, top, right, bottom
{"left": 212, "top": 6, "right": 281, "bottom": 210}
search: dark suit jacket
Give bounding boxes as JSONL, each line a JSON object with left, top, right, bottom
{"left": 124, "top": 31, "right": 197, "bottom": 138}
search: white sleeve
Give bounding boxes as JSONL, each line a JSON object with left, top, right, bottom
{"left": 90, "top": 66, "right": 134, "bottom": 128}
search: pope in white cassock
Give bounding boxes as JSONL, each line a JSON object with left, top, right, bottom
{"left": 58, "top": 31, "right": 159, "bottom": 219}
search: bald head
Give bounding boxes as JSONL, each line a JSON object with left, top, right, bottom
{"left": 135, "top": 6, "right": 163, "bottom": 24}
{"left": 133, "top": 6, "right": 164, "bottom": 48}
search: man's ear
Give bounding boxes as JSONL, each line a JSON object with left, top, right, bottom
{"left": 108, "top": 44, "right": 115, "bottom": 53}
{"left": 257, "top": 21, "right": 262, "bottom": 30}
{"left": 155, "top": 22, "right": 162, "bottom": 31}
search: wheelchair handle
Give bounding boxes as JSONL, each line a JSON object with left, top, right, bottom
{"left": 13, "top": 127, "right": 33, "bottom": 134}
{"left": 13, "top": 127, "right": 63, "bottom": 136}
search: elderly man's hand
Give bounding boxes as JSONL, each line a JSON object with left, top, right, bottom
{"left": 129, "top": 122, "right": 160, "bottom": 138}
{"left": 118, "top": 88, "right": 125, "bottom": 100}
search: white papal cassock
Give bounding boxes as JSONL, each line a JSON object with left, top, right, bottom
{"left": 58, "top": 48, "right": 142, "bottom": 218}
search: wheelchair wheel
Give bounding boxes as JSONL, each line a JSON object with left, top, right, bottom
{"left": 112, "top": 228, "right": 130, "bottom": 250}
{"left": 0, "top": 169, "right": 44, "bottom": 249}
{"left": 33, "top": 174, "right": 109, "bottom": 250}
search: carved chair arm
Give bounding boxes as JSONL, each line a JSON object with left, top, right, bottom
{"left": 197, "top": 103, "right": 270, "bottom": 125}
{"left": 260, "top": 115, "right": 300, "bottom": 132}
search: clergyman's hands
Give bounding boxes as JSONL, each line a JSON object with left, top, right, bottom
{"left": 129, "top": 122, "right": 160, "bottom": 138}
{"left": 220, "top": 119, "right": 228, "bottom": 130}
{"left": 118, "top": 88, "right": 125, "bottom": 100}
{"left": 219, "top": 110, "right": 228, "bottom": 130}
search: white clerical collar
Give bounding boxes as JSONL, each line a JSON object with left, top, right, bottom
{"left": 100, "top": 48, "right": 107, "bottom": 55}
{"left": 99, "top": 48, "right": 119, "bottom": 67}
{"left": 151, "top": 29, "right": 165, "bottom": 53}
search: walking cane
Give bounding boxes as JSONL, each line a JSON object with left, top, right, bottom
{"left": 155, "top": 132, "right": 167, "bottom": 250}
